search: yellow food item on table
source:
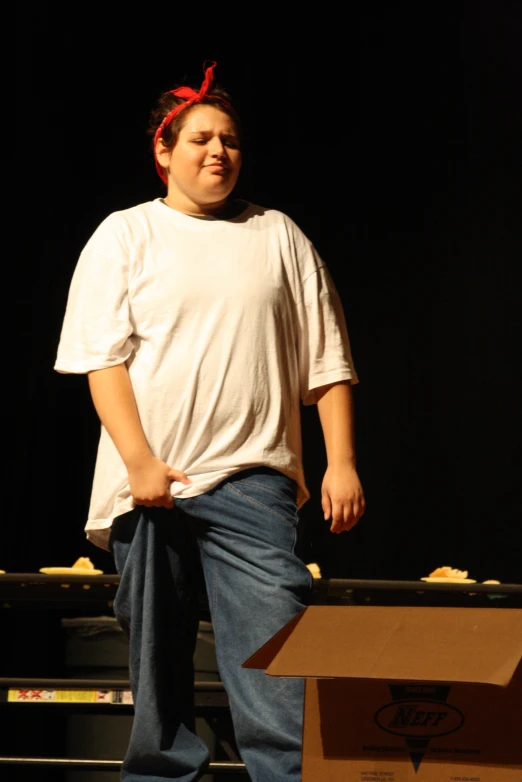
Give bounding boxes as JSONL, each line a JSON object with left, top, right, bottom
{"left": 420, "top": 565, "right": 476, "bottom": 583}
{"left": 72, "top": 557, "right": 95, "bottom": 570}
{"left": 39, "top": 556, "right": 103, "bottom": 575}
{"left": 306, "top": 562, "right": 322, "bottom": 579}
{"left": 429, "top": 565, "right": 468, "bottom": 579}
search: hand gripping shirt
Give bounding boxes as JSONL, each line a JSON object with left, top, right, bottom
{"left": 55, "top": 199, "right": 358, "bottom": 550}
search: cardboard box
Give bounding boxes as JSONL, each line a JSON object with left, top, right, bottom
{"left": 243, "top": 605, "right": 522, "bottom": 781}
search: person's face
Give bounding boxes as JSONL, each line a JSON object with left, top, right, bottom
{"left": 156, "top": 104, "right": 242, "bottom": 215}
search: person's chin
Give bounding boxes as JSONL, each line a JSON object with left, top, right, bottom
{"left": 202, "top": 183, "right": 235, "bottom": 200}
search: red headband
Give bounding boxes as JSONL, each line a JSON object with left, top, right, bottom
{"left": 154, "top": 60, "right": 232, "bottom": 184}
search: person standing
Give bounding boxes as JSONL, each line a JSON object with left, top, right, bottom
{"left": 55, "top": 61, "right": 365, "bottom": 782}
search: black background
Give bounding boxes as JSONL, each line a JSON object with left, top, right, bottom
{"left": 11, "top": 2, "right": 522, "bottom": 585}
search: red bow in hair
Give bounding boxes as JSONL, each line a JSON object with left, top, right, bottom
{"left": 154, "top": 60, "right": 231, "bottom": 184}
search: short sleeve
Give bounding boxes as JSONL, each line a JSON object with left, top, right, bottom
{"left": 296, "top": 262, "right": 358, "bottom": 406}
{"left": 54, "top": 215, "right": 134, "bottom": 374}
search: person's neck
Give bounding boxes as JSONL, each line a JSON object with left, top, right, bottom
{"left": 163, "top": 194, "right": 231, "bottom": 217}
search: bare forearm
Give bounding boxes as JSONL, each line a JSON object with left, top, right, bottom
{"left": 316, "top": 380, "right": 356, "bottom": 467}
{"left": 87, "top": 364, "right": 152, "bottom": 469}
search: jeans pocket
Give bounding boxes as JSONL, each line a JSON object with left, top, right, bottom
{"left": 224, "top": 470, "right": 299, "bottom": 527}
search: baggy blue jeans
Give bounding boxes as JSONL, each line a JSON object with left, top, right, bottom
{"left": 109, "top": 467, "right": 312, "bottom": 782}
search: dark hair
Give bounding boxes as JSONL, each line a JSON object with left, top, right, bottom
{"left": 147, "top": 86, "right": 242, "bottom": 153}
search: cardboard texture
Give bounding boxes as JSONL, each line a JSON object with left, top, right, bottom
{"left": 244, "top": 605, "right": 522, "bottom": 781}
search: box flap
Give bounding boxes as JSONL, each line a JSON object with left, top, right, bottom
{"left": 244, "top": 606, "right": 522, "bottom": 686}
{"left": 242, "top": 609, "right": 307, "bottom": 669}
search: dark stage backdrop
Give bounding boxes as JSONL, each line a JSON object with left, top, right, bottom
{"left": 11, "top": 3, "right": 521, "bottom": 584}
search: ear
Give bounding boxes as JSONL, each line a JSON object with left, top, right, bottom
{"left": 155, "top": 138, "right": 172, "bottom": 171}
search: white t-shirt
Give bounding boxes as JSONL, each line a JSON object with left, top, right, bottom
{"left": 55, "top": 199, "right": 358, "bottom": 550}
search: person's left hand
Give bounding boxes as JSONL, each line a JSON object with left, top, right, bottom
{"left": 321, "top": 464, "right": 366, "bottom": 534}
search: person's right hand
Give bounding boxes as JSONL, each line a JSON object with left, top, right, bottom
{"left": 127, "top": 455, "right": 191, "bottom": 508}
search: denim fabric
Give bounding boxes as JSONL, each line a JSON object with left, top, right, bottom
{"left": 110, "top": 467, "right": 312, "bottom": 782}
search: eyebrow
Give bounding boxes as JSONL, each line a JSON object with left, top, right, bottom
{"left": 187, "top": 130, "right": 238, "bottom": 137}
